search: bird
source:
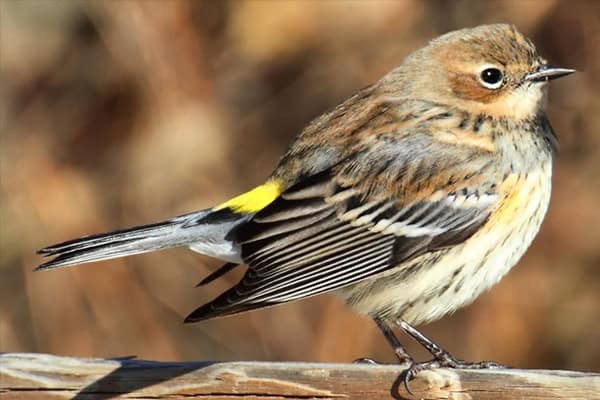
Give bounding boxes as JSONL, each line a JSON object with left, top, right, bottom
{"left": 36, "top": 24, "right": 574, "bottom": 389}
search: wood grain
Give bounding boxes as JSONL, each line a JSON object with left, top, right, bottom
{"left": 1, "top": 353, "right": 599, "bottom": 399}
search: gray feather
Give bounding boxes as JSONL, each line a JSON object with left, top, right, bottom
{"left": 36, "top": 209, "right": 247, "bottom": 270}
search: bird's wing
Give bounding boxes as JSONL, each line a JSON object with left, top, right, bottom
{"left": 186, "top": 131, "right": 500, "bottom": 321}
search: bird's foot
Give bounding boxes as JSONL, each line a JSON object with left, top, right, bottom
{"left": 352, "top": 357, "right": 380, "bottom": 364}
{"left": 352, "top": 354, "right": 413, "bottom": 365}
{"left": 402, "top": 352, "right": 506, "bottom": 395}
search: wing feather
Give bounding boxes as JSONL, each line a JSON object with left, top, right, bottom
{"left": 186, "top": 162, "right": 497, "bottom": 322}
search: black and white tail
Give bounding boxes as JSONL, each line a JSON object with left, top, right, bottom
{"left": 36, "top": 209, "right": 249, "bottom": 271}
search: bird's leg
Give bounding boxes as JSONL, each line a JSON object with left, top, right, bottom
{"left": 377, "top": 318, "right": 414, "bottom": 364}
{"left": 398, "top": 320, "right": 505, "bottom": 367}
{"left": 353, "top": 318, "right": 414, "bottom": 365}
{"left": 396, "top": 319, "right": 506, "bottom": 392}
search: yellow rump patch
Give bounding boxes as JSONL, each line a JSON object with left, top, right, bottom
{"left": 215, "top": 180, "right": 282, "bottom": 213}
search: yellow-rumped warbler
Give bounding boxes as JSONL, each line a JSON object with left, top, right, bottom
{"left": 37, "top": 24, "right": 574, "bottom": 386}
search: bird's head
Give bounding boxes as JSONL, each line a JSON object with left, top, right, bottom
{"left": 384, "top": 24, "right": 574, "bottom": 120}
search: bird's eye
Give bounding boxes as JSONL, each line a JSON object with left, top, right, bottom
{"left": 479, "top": 67, "right": 504, "bottom": 89}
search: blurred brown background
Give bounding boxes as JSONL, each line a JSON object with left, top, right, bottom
{"left": 1, "top": 0, "right": 599, "bottom": 371}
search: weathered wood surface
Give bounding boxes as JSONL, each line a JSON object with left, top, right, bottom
{"left": 1, "top": 353, "right": 599, "bottom": 399}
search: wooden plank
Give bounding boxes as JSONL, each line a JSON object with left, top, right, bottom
{"left": 1, "top": 353, "right": 599, "bottom": 399}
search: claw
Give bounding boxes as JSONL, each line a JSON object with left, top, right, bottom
{"left": 352, "top": 357, "right": 380, "bottom": 364}
{"left": 401, "top": 360, "right": 439, "bottom": 395}
{"left": 400, "top": 357, "right": 507, "bottom": 396}
{"left": 402, "top": 367, "right": 416, "bottom": 395}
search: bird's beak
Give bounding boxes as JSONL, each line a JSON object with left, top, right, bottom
{"left": 525, "top": 65, "right": 576, "bottom": 82}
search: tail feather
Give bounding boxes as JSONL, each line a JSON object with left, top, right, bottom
{"left": 36, "top": 209, "right": 246, "bottom": 271}
{"left": 37, "top": 220, "right": 176, "bottom": 257}
{"left": 195, "top": 262, "right": 239, "bottom": 287}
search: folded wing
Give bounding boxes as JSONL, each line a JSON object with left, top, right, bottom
{"left": 185, "top": 159, "right": 498, "bottom": 322}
